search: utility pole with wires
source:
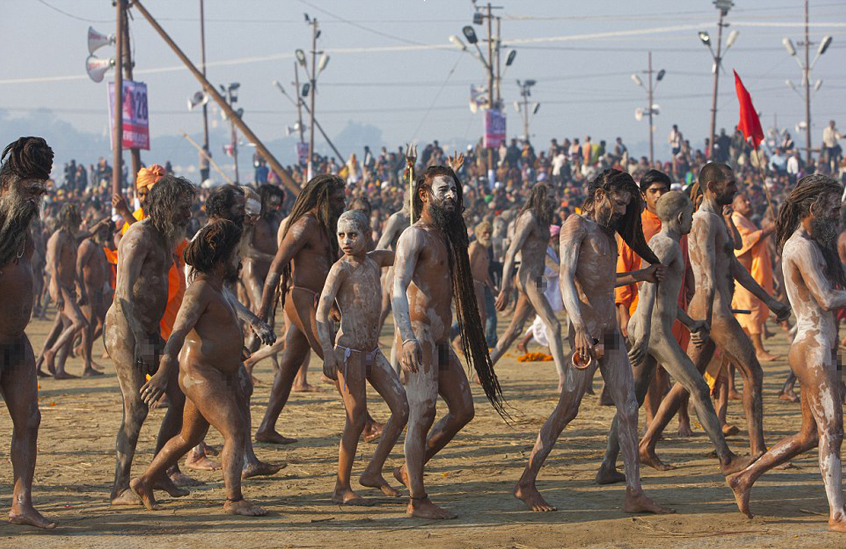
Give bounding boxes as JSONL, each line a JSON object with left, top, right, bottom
{"left": 515, "top": 80, "right": 539, "bottom": 141}
{"left": 698, "top": 0, "right": 739, "bottom": 160}
{"left": 112, "top": 0, "right": 124, "bottom": 198}
{"left": 631, "top": 52, "right": 665, "bottom": 165}
{"left": 293, "top": 62, "right": 305, "bottom": 145}
{"left": 783, "top": 0, "right": 833, "bottom": 166}
{"left": 119, "top": 6, "right": 141, "bottom": 185}
{"left": 299, "top": 14, "right": 329, "bottom": 181}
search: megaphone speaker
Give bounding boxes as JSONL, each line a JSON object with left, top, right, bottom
{"left": 88, "top": 26, "right": 116, "bottom": 55}
{"left": 86, "top": 55, "right": 115, "bottom": 83}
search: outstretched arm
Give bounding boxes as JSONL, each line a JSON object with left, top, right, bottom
{"left": 731, "top": 256, "right": 789, "bottom": 319}
{"left": 392, "top": 227, "right": 424, "bottom": 373}
{"left": 368, "top": 249, "right": 395, "bottom": 268}
{"left": 141, "top": 284, "right": 209, "bottom": 405}
{"left": 615, "top": 264, "right": 665, "bottom": 287}
{"left": 376, "top": 213, "right": 405, "bottom": 250}
{"left": 223, "top": 286, "right": 275, "bottom": 346}
{"left": 256, "top": 217, "right": 313, "bottom": 321}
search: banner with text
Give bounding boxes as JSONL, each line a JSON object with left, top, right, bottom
{"left": 108, "top": 80, "right": 150, "bottom": 150}
{"left": 484, "top": 108, "right": 506, "bottom": 149}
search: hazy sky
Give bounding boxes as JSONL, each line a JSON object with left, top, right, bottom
{"left": 1, "top": 0, "right": 845, "bottom": 174}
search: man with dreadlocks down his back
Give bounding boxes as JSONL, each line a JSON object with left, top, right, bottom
{"left": 728, "top": 175, "right": 846, "bottom": 533}
{"left": 0, "top": 137, "right": 55, "bottom": 529}
{"left": 514, "top": 169, "right": 672, "bottom": 515}
{"left": 392, "top": 165, "right": 505, "bottom": 520}
{"left": 491, "top": 183, "right": 569, "bottom": 391}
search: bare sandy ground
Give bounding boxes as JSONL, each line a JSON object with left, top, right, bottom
{"left": 0, "top": 310, "right": 843, "bottom": 548}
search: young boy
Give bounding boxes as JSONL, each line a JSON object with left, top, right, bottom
{"left": 317, "top": 210, "right": 409, "bottom": 505}
{"left": 131, "top": 220, "right": 266, "bottom": 517}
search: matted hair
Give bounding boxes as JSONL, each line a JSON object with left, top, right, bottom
{"left": 776, "top": 174, "right": 846, "bottom": 287}
{"left": 412, "top": 165, "right": 506, "bottom": 417}
{"left": 0, "top": 136, "right": 53, "bottom": 186}
{"left": 184, "top": 219, "right": 242, "bottom": 275}
{"left": 145, "top": 174, "right": 197, "bottom": 237}
{"left": 206, "top": 184, "right": 244, "bottom": 221}
{"left": 583, "top": 169, "right": 659, "bottom": 264}
{"left": 520, "top": 182, "right": 553, "bottom": 227}
{"left": 275, "top": 174, "right": 345, "bottom": 310}
{"left": 258, "top": 183, "right": 285, "bottom": 216}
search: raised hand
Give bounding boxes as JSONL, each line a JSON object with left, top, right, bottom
{"left": 447, "top": 151, "right": 465, "bottom": 172}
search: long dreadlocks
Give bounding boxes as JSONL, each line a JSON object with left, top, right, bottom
{"left": 520, "top": 182, "right": 554, "bottom": 228}
{"left": 583, "top": 169, "right": 660, "bottom": 265}
{"left": 0, "top": 137, "right": 53, "bottom": 267}
{"left": 776, "top": 174, "right": 846, "bottom": 288}
{"left": 275, "top": 174, "right": 345, "bottom": 311}
{"left": 414, "top": 166, "right": 507, "bottom": 418}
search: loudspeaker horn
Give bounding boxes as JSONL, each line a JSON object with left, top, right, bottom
{"left": 88, "top": 26, "right": 115, "bottom": 55}
{"left": 86, "top": 55, "right": 115, "bottom": 83}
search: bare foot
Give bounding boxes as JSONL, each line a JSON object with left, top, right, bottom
{"left": 332, "top": 487, "right": 370, "bottom": 506}
{"left": 53, "top": 370, "right": 79, "bottom": 380}
{"left": 35, "top": 368, "right": 50, "bottom": 378}
{"left": 393, "top": 465, "right": 409, "bottom": 488}
{"left": 292, "top": 382, "right": 324, "bottom": 393}
{"left": 720, "top": 452, "right": 758, "bottom": 476}
{"left": 623, "top": 490, "right": 675, "bottom": 514}
{"left": 130, "top": 478, "right": 162, "bottom": 511}
{"left": 595, "top": 463, "right": 626, "bottom": 485}
{"left": 639, "top": 445, "right": 676, "bottom": 471}
{"left": 778, "top": 390, "right": 800, "bottom": 403}
{"left": 82, "top": 367, "right": 103, "bottom": 377}
{"left": 829, "top": 511, "right": 846, "bottom": 533}
{"left": 224, "top": 498, "right": 267, "bottom": 516}
{"left": 185, "top": 452, "right": 220, "bottom": 471}
{"left": 360, "top": 471, "right": 402, "bottom": 497}
{"left": 44, "top": 348, "right": 56, "bottom": 376}
{"left": 728, "top": 390, "right": 742, "bottom": 401}
{"left": 677, "top": 422, "right": 694, "bottom": 437}
{"left": 514, "top": 482, "right": 556, "bottom": 512}
{"left": 255, "top": 429, "right": 298, "bottom": 445}
{"left": 168, "top": 469, "right": 202, "bottom": 488}
{"left": 756, "top": 351, "right": 779, "bottom": 363}
{"left": 153, "top": 474, "right": 190, "bottom": 496}
{"left": 111, "top": 489, "right": 142, "bottom": 506}
{"left": 363, "top": 421, "right": 384, "bottom": 443}
{"left": 726, "top": 472, "right": 753, "bottom": 518}
{"left": 8, "top": 506, "right": 56, "bottom": 529}
{"left": 320, "top": 374, "right": 335, "bottom": 385}
{"left": 407, "top": 496, "right": 456, "bottom": 519}
{"left": 722, "top": 424, "right": 740, "bottom": 436}
{"left": 242, "top": 460, "right": 286, "bottom": 479}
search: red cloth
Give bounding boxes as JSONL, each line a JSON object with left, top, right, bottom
{"left": 734, "top": 70, "right": 764, "bottom": 149}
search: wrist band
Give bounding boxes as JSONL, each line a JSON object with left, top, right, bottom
{"left": 402, "top": 338, "right": 417, "bottom": 346}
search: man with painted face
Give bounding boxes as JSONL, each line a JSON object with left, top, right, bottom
{"left": 596, "top": 191, "right": 755, "bottom": 487}
{"left": 392, "top": 165, "right": 505, "bottom": 519}
{"left": 639, "top": 163, "right": 791, "bottom": 471}
{"left": 105, "top": 175, "right": 197, "bottom": 505}
{"left": 0, "top": 137, "right": 56, "bottom": 529}
{"left": 729, "top": 175, "right": 846, "bottom": 532}
{"left": 491, "top": 183, "right": 570, "bottom": 391}
{"left": 514, "top": 169, "right": 671, "bottom": 515}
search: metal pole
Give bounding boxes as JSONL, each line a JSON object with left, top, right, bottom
{"left": 522, "top": 88, "right": 529, "bottom": 140}
{"left": 229, "top": 91, "right": 239, "bottom": 183}
{"left": 294, "top": 62, "right": 305, "bottom": 144}
{"left": 121, "top": 8, "right": 141, "bottom": 185}
{"left": 647, "top": 52, "right": 654, "bottom": 165}
{"left": 307, "top": 20, "right": 317, "bottom": 181}
{"left": 486, "top": 3, "right": 494, "bottom": 171}
{"left": 112, "top": 0, "right": 124, "bottom": 198}
{"left": 804, "top": 0, "right": 812, "bottom": 166}
{"left": 199, "top": 0, "right": 210, "bottom": 165}
{"left": 495, "top": 16, "right": 501, "bottom": 106}
{"left": 708, "top": 10, "right": 725, "bottom": 159}
{"left": 130, "top": 0, "right": 299, "bottom": 194}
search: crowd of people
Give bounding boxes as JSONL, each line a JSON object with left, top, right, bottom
{"left": 1, "top": 123, "right": 846, "bottom": 532}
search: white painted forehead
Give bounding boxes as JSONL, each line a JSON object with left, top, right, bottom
{"left": 431, "top": 175, "right": 455, "bottom": 188}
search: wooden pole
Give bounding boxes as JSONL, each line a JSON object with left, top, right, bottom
{"left": 121, "top": 7, "right": 141, "bottom": 186}
{"left": 112, "top": 0, "right": 124, "bottom": 198}
{"left": 131, "top": 0, "right": 300, "bottom": 195}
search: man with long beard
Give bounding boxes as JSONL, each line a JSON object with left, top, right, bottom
{"left": 105, "top": 175, "right": 197, "bottom": 505}
{"left": 514, "top": 169, "right": 671, "bottom": 515}
{"left": 638, "top": 163, "right": 790, "bottom": 471}
{"left": 0, "top": 136, "right": 56, "bottom": 529}
{"left": 254, "top": 174, "right": 350, "bottom": 444}
{"left": 492, "top": 183, "right": 569, "bottom": 390}
{"left": 393, "top": 165, "right": 505, "bottom": 519}
{"left": 729, "top": 175, "right": 846, "bottom": 533}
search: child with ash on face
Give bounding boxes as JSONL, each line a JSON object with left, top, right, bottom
{"left": 316, "top": 210, "right": 410, "bottom": 505}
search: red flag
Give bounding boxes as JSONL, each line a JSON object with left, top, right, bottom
{"left": 734, "top": 70, "right": 764, "bottom": 149}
